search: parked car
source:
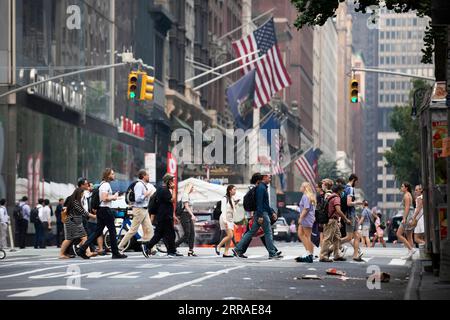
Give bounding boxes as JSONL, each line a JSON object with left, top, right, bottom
{"left": 387, "top": 213, "right": 404, "bottom": 243}
{"left": 194, "top": 212, "right": 221, "bottom": 245}
{"left": 272, "top": 217, "right": 290, "bottom": 242}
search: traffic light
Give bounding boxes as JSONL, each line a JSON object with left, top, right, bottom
{"left": 139, "top": 73, "right": 155, "bottom": 101}
{"left": 127, "top": 71, "right": 139, "bottom": 100}
{"left": 350, "top": 78, "right": 359, "bottom": 103}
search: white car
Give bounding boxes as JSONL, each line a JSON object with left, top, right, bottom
{"left": 272, "top": 217, "right": 290, "bottom": 242}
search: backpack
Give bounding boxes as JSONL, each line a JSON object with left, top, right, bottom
{"left": 175, "top": 200, "right": 184, "bottom": 216}
{"left": 90, "top": 182, "right": 105, "bottom": 211}
{"left": 147, "top": 192, "right": 158, "bottom": 215}
{"left": 340, "top": 186, "right": 352, "bottom": 217}
{"left": 243, "top": 186, "right": 257, "bottom": 212}
{"left": 315, "top": 194, "right": 338, "bottom": 224}
{"left": 125, "top": 181, "right": 148, "bottom": 205}
{"left": 13, "top": 204, "right": 24, "bottom": 220}
{"left": 212, "top": 200, "right": 222, "bottom": 220}
{"left": 30, "top": 207, "right": 40, "bottom": 223}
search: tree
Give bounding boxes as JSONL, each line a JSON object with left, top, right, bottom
{"left": 384, "top": 80, "right": 430, "bottom": 186}
{"left": 318, "top": 157, "right": 346, "bottom": 182}
{"left": 290, "top": 0, "right": 442, "bottom": 64}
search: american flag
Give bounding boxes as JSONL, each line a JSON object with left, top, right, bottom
{"left": 294, "top": 148, "right": 320, "bottom": 187}
{"left": 272, "top": 128, "right": 284, "bottom": 175}
{"left": 232, "top": 18, "right": 292, "bottom": 108}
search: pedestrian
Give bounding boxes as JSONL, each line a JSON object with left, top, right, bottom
{"left": 215, "top": 185, "right": 237, "bottom": 258}
{"left": 55, "top": 198, "right": 65, "bottom": 248}
{"left": 44, "top": 199, "right": 54, "bottom": 246}
{"left": 397, "top": 182, "right": 416, "bottom": 260}
{"left": 86, "top": 182, "right": 106, "bottom": 255}
{"left": 371, "top": 212, "right": 386, "bottom": 247}
{"left": 238, "top": 173, "right": 280, "bottom": 257}
{"left": 38, "top": 199, "right": 52, "bottom": 249}
{"left": 75, "top": 168, "right": 127, "bottom": 259}
{"left": 59, "top": 188, "right": 97, "bottom": 259}
{"left": 295, "top": 182, "right": 317, "bottom": 263}
{"left": 340, "top": 174, "right": 364, "bottom": 262}
{"left": 0, "top": 199, "right": 10, "bottom": 249}
{"left": 175, "top": 182, "right": 198, "bottom": 256}
{"left": 16, "top": 196, "right": 31, "bottom": 248}
{"left": 319, "top": 184, "right": 351, "bottom": 262}
{"left": 142, "top": 173, "right": 182, "bottom": 258}
{"left": 359, "top": 200, "right": 372, "bottom": 247}
{"left": 119, "top": 169, "right": 156, "bottom": 254}
{"left": 411, "top": 185, "right": 425, "bottom": 246}
{"left": 33, "top": 198, "right": 44, "bottom": 249}
{"left": 232, "top": 173, "right": 281, "bottom": 260}
{"left": 289, "top": 220, "right": 297, "bottom": 242}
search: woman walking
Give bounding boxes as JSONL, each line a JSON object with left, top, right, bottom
{"left": 397, "top": 182, "right": 416, "bottom": 259}
{"left": 215, "top": 185, "right": 237, "bottom": 258}
{"left": 371, "top": 211, "right": 386, "bottom": 247}
{"left": 59, "top": 188, "right": 97, "bottom": 259}
{"left": 295, "top": 182, "right": 317, "bottom": 263}
{"left": 411, "top": 185, "right": 425, "bottom": 246}
{"left": 175, "top": 183, "right": 198, "bottom": 256}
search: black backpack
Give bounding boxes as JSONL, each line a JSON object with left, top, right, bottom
{"left": 30, "top": 207, "right": 40, "bottom": 223}
{"left": 13, "top": 204, "right": 24, "bottom": 220}
{"left": 147, "top": 192, "right": 158, "bottom": 215}
{"left": 212, "top": 200, "right": 222, "bottom": 220}
{"left": 243, "top": 186, "right": 257, "bottom": 212}
{"left": 90, "top": 182, "right": 105, "bottom": 211}
{"left": 125, "top": 181, "right": 148, "bottom": 205}
{"left": 315, "top": 194, "right": 338, "bottom": 225}
{"left": 175, "top": 200, "right": 184, "bottom": 216}
{"left": 340, "top": 186, "right": 351, "bottom": 217}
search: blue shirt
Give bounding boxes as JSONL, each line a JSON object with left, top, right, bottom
{"left": 344, "top": 185, "right": 355, "bottom": 218}
{"left": 19, "top": 202, "right": 31, "bottom": 221}
{"left": 255, "top": 182, "right": 274, "bottom": 218}
{"left": 361, "top": 208, "right": 372, "bottom": 227}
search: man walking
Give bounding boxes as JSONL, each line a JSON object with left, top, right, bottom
{"left": 359, "top": 200, "right": 372, "bottom": 247}
{"left": 119, "top": 169, "right": 156, "bottom": 254}
{"left": 142, "top": 173, "right": 182, "bottom": 258}
{"left": 16, "top": 196, "right": 30, "bottom": 248}
{"left": 38, "top": 199, "right": 52, "bottom": 249}
{"left": 340, "top": 174, "right": 364, "bottom": 262}
{"left": 76, "top": 168, "right": 127, "bottom": 259}
{"left": 232, "top": 173, "right": 281, "bottom": 259}
{"left": 0, "top": 199, "right": 10, "bottom": 249}
{"left": 319, "top": 184, "right": 351, "bottom": 262}
{"left": 33, "top": 199, "right": 44, "bottom": 249}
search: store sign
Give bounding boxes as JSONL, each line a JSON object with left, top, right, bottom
{"left": 145, "top": 153, "right": 156, "bottom": 183}
{"left": 167, "top": 152, "right": 178, "bottom": 205}
{"left": 21, "top": 69, "right": 85, "bottom": 114}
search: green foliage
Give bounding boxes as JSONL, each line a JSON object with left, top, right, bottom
{"left": 318, "top": 157, "right": 347, "bottom": 182}
{"left": 384, "top": 80, "right": 431, "bottom": 186}
{"left": 290, "top": 0, "right": 434, "bottom": 64}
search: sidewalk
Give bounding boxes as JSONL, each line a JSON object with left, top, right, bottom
{"left": 405, "top": 257, "right": 450, "bottom": 300}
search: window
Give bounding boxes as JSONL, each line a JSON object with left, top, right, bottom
{"left": 380, "top": 82, "right": 384, "bottom": 90}
{"left": 387, "top": 32, "right": 390, "bottom": 39}
{"left": 391, "top": 31, "right": 395, "bottom": 38}
{"left": 387, "top": 194, "right": 396, "bottom": 202}
{"left": 387, "top": 19, "right": 391, "bottom": 26}
{"left": 413, "top": 18, "right": 417, "bottom": 26}
{"left": 380, "top": 32, "right": 384, "bottom": 39}
{"left": 390, "top": 94, "right": 395, "bottom": 102}
{"left": 380, "top": 57, "right": 384, "bottom": 64}
{"left": 380, "top": 95, "right": 384, "bottom": 103}
{"left": 380, "top": 44, "right": 384, "bottom": 52}
{"left": 391, "top": 82, "right": 395, "bottom": 90}
{"left": 387, "top": 180, "right": 396, "bottom": 188}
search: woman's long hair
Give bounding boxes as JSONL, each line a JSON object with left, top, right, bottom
{"left": 226, "top": 185, "right": 236, "bottom": 209}
{"left": 67, "top": 188, "right": 85, "bottom": 211}
{"left": 402, "top": 182, "right": 412, "bottom": 194}
{"left": 102, "top": 168, "right": 114, "bottom": 182}
{"left": 301, "top": 182, "right": 317, "bottom": 206}
{"left": 184, "top": 183, "right": 194, "bottom": 194}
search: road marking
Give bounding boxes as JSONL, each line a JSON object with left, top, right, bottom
{"left": 136, "top": 264, "right": 163, "bottom": 269}
{"left": 137, "top": 265, "right": 246, "bottom": 300}
{"left": 150, "top": 271, "right": 193, "bottom": 279}
{"left": 281, "top": 255, "right": 297, "bottom": 261}
{"left": 0, "top": 260, "right": 109, "bottom": 279}
{"left": 110, "top": 272, "right": 142, "bottom": 279}
{"left": 0, "top": 286, "right": 87, "bottom": 298}
{"left": 389, "top": 259, "right": 407, "bottom": 266}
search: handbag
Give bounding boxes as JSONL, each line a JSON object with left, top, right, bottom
{"left": 61, "top": 207, "right": 68, "bottom": 224}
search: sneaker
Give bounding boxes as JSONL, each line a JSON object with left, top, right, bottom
{"left": 167, "top": 252, "right": 183, "bottom": 257}
{"left": 72, "top": 244, "right": 79, "bottom": 256}
{"left": 268, "top": 254, "right": 283, "bottom": 260}
{"left": 223, "top": 254, "right": 234, "bottom": 258}
{"left": 232, "top": 248, "right": 248, "bottom": 258}
{"left": 352, "top": 256, "right": 364, "bottom": 262}
{"left": 276, "top": 251, "right": 283, "bottom": 256}
{"left": 156, "top": 245, "right": 167, "bottom": 254}
{"left": 306, "top": 255, "right": 314, "bottom": 263}
{"left": 214, "top": 245, "right": 220, "bottom": 256}
{"left": 319, "top": 258, "right": 333, "bottom": 262}
{"left": 141, "top": 244, "right": 150, "bottom": 258}
{"left": 112, "top": 253, "right": 128, "bottom": 259}
{"left": 340, "top": 246, "right": 348, "bottom": 257}
{"left": 75, "top": 248, "right": 90, "bottom": 260}
{"left": 333, "top": 256, "right": 347, "bottom": 262}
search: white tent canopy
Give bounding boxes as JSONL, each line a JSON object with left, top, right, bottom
{"left": 177, "top": 178, "right": 245, "bottom": 204}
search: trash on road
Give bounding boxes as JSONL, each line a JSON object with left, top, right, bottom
{"left": 326, "top": 268, "right": 346, "bottom": 276}
{"left": 368, "top": 272, "right": 391, "bottom": 283}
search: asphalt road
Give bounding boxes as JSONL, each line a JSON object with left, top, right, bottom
{"left": 0, "top": 242, "right": 413, "bottom": 300}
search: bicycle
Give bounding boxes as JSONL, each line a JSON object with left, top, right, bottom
{"left": 0, "top": 248, "right": 6, "bottom": 260}
{"left": 104, "top": 209, "right": 140, "bottom": 251}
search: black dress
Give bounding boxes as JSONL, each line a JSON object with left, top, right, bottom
{"left": 64, "top": 200, "right": 89, "bottom": 241}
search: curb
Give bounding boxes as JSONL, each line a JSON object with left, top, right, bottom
{"left": 404, "top": 258, "right": 422, "bottom": 300}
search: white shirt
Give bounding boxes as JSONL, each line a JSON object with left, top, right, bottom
{"left": 0, "top": 206, "right": 9, "bottom": 224}
{"left": 82, "top": 190, "right": 91, "bottom": 212}
{"left": 99, "top": 182, "right": 113, "bottom": 207}
{"left": 39, "top": 205, "right": 51, "bottom": 223}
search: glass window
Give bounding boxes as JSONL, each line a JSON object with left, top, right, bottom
{"left": 413, "top": 18, "right": 417, "bottom": 26}
{"left": 391, "top": 82, "right": 395, "bottom": 90}
{"left": 380, "top": 82, "right": 384, "bottom": 90}
{"left": 380, "top": 44, "right": 384, "bottom": 52}
{"left": 386, "top": 19, "right": 391, "bottom": 26}
{"left": 390, "top": 94, "right": 395, "bottom": 102}
{"left": 380, "top": 32, "right": 384, "bottom": 39}
{"left": 391, "top": 31, "right": 395, "bottom": 38}
{"left": 380, "top": 95, "right": 384, "bottom": 103}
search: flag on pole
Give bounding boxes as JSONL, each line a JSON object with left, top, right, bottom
{"left": 232, "top": 18, "right": 292, "bottom": 108}
{"left": 226, "top": 69, "right": 255, "bottom": 130}
{"left": 294, "top": 148, "right": 320, "bottom": 187}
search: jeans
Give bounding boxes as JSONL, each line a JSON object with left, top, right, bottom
{"left": 145, "top": 219, "right": 176, "bottom": 254}
{"left": 34, "top": 222, "right": 43, "bottom": 248}
{"left": 239, "top": 226, "right": 278, "bottom": 253}
{"left": 236, "top": 212, "right": 277, "bottom": 257}
{"left": 175, "top": 213, "right": 195, "bottom": 250}
{"left": 80, "top": 207, "right": 119, "bottom": 256}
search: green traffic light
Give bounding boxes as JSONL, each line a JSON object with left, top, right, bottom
{"left": 130, "top": 92, "right": 136, "bottom": 99}
{"left": 351, "top": 97, "right": 358, "bottom": 103}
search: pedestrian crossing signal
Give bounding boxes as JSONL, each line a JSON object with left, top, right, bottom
{"left": 350, "top": 79, "right": 359, "bottom": 103}
{"left": 139, "top": 74, "right": 155, "bottom": 101}
{"left": 127, "top": 72, "right": 139, "bottom": 100}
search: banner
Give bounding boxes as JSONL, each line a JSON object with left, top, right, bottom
{"left": 145, "top": 153, "right": 156, "bottom": 183}
{"left": 167, "top": 152, "right": 178, "bottom": 207}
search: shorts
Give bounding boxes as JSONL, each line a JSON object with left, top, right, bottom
{"left": 345, "top": 216, "right": 358, "bottom": 234}
{"left": 414, "top": 216, "right": 425, "bottom": 234}
{"left": 219, "top": 216, "right": 234, "bottom": 231}
{"left": 361, "top": 225, "right": 370, "bottom": 237}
